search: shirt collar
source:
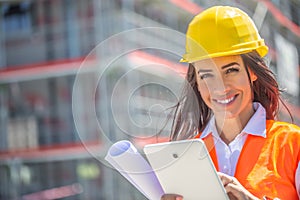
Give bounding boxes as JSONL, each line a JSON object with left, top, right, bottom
{"left": 200, "top": 102, "right": 266, "bottom": 139}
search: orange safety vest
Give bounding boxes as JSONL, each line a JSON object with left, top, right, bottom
{"left": 195, "top": 120, "right": 300, "bottom": 199}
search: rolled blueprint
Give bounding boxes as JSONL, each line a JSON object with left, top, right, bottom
{"left": 105, "top": 140, "right": 164, "bottom": 200}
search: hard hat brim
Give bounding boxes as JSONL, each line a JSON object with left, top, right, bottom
{"left": 180, "top": 44, "right": 268, "bottom": 63}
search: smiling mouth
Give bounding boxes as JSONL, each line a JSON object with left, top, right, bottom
{"left": 214, "top": 95, "right": 238, "bottom": 105}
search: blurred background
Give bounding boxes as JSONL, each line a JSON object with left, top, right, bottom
{"left": 0, "top": 0, "right": 300, "bottom": 199}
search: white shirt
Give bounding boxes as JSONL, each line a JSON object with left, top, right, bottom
{"left": 200, "top": 102, "right": 300, "bottom": 197}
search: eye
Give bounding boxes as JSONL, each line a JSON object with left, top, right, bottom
{"left": 225, "top": 67, "right": 239, "bottom": 74}
{"left": 199, "top": 73, "right": 213, "bottom": 80}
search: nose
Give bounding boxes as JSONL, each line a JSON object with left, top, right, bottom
{"left": 211, "top": 75, "right": 230, "bottom": 95}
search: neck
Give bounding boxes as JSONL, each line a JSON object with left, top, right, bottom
{"left": 215, "top": 108, "right": 255, "bottom": 145}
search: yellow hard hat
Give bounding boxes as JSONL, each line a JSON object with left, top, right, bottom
{"left": 181, "top": 6, "right": 268, "bottom": 63}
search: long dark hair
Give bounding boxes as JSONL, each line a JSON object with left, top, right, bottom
{"left": 169, "top": 51, "right": 290, "bottom": 141}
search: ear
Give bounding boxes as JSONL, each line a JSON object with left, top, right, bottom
{"left": 249, "top": 70, "right": 257, "bottom": 82}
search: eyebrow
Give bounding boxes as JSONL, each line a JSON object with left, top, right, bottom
{"left": 198, "top": 69, "right": 212, "bottom": 73}
{"left": 221, "top": 62, "right": 240, "bottom": 69}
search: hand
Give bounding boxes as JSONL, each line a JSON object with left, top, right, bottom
{"left": 218, "top": 172, "right": 259, "bottom": 200}
{"left": 161, "top": 194, "right": 183, "bottom": 200}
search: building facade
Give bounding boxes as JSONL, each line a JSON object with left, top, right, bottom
{"left": 0, "top": 0, "right": 299, "bottom": 199}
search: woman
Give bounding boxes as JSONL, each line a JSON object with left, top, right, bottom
{"left": 162, "top": 6, "right": 300, "bottom": 200}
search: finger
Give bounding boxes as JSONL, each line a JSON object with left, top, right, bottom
{"left": 161, "top": 194, "right": 183, "bottom": 200}
{"left": 224, "top": 183, "right": 244, "bottom": 199}
{"left": 227, "top": 192, "right": 238, "bottom": 200}
{"left": 217, "top": 172, "right": 236, "bottom": 186}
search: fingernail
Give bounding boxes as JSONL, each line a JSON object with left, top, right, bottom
{"left": 176, "top": 197, "right": 183, "bottom": 200}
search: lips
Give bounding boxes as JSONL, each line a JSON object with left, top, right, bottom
{"left": 214, "top": 94, "right": 238, "bottom": 105}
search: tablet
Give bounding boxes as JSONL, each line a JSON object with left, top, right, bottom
{"left": 143, "top": 139, "right": 229, "bottom": 200}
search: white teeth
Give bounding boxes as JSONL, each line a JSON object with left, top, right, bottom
{"left": 216, "top": 96, "right": 235, "bottom": 104}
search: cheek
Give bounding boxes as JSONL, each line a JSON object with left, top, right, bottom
{"left": 236, "top": 76, "right": 252, "bottom": 94}
{"left": 197, "top": 81, "right": 211, "bottom": 101}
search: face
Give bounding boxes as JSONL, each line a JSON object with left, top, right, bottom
{"left": 193, "top": 55, "right": 257, "bottom": 120}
